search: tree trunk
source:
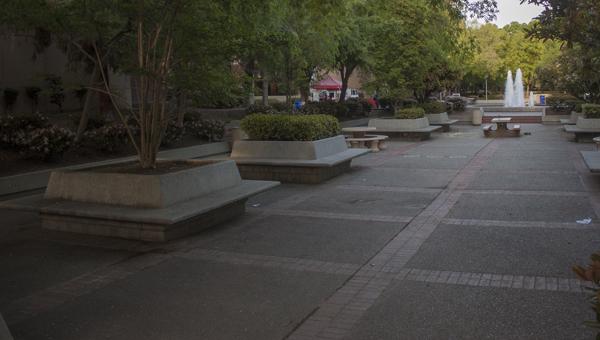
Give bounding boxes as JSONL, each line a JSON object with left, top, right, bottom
{"left": 262, "top": 73, "right": 269, "bottom": 106}
{"left": 75, "top": 65, "right": 99, "bottom": 142}
{"left": 338, "top": 65, "right": 354, "bottom": 103}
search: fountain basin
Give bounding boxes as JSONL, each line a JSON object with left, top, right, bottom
{"left": 481, "top": 106, "right": 546, "bottom": 124}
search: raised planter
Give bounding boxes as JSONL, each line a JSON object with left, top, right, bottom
{"left": 367, "top": 117, "right": 441, "bottom": 140}
{"left": 230, "top": 135, "right": 368, "bottom": 184}
{"left": 1, "top": 160, "right": 279, "bottom": 241}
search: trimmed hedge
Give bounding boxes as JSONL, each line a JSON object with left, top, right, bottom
{"left": 583, "top": 104, "right": 600, "bottom": 119}
{"left": 395, "top": 107, "right": 425, "bottom": 119}
{"left": 184, "top": 117, "right": 225, "bottom": 141}
{"left": 547, "top": 94, "right": 585, "bottom": 112}
{"left": 300, "top": 101, "right": 350, "bottom": 118}
{"left": 420, "top": 101, "right": 446, "bottom": 114}
{"left": 241, "top": 114, "right": 340, "bottom": 141}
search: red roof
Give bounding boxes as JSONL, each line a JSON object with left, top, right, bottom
{"left": 312, "top": 75, "right": 342, "bottom": 91}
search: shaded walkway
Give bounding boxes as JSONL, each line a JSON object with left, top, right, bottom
{"left": 0, "top": 124, "right": 597, "bottom": 339}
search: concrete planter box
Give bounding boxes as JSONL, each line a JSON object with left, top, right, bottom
{"left": 367, "top": 117, "right": 441, "bottom": 140}
{"left": 45, "top": 160, "right": 241, "bottom": 208}
{"left": 2, "top": 160, "right": 278, "bottom": 241}
{"left": 231, "top": 135, "right": 368, "bottom": 184}
{"left": 368, "top": 117, "right": 430, "bottom": 130}
{"left": 425, "top": 112, "right": 449, "bottom": 124}
{"left": 576, "top": 117, "right": 600, "bottom": 129}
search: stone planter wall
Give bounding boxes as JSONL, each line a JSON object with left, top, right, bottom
{"left": 425, "top": 112, "right": 449, "bottom": 124}
{"left": 45, "top": 160, "right": 241, "bottom": 208}
{"left": 576, "top": 117, "right": 600, "bottom": 129}
{"left": 368, "top": 117, "right": 430, "bottom": 130}
{"left": 231, "top": 135, "right": 348, "bottom": 160}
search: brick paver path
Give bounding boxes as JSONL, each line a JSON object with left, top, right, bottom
{"left": 0, "top": 124, "right": 598, "bottom": 339}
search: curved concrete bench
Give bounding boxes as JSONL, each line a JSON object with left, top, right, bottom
{"left": 425, "top": 112, "right": 459, "bottom": 132}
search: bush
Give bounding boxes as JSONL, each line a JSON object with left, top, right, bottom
{"left": 83, "top": 124, "right": 129, "bottom": 153}
{"left": 547, "top": 94, "right": 585, "bottom": 112}
{"left": 344, "top": 99, "right": 371, "bottom": 116}
{"left": 445, "top": 97, "right": 466, "bottom": 111}
{"left": 420, "top": 101, "right": 447, "bottom": 114}
{"left": 270, "top": 101, "right": 293, "bottom": 113}
{"left": 161, "top": 121, "right": 185, "bottom": 146}
{"left": 246, "top": 103, "right": 277, "bottom": 114}
{"left": 3, "top": 88, "right": 19, "bottom": 113}
{"left": 16, "top": 126, "right": 74, "bottom": 161}
{"left": 45, "top": 75, "right": 65, "bottom": 112}
{"left": 0, "top": 114, "right": 50, "bottom": 148}
{"left": 583, "top": 104, "right": 600, "bottom": 119}
{"left": 185, "top": 118, "right": 225, "bottom": 141}
{"left": 241, "top": 114, "right": 340, "bottom": 141}
{"left": 300, "top": 101, "right": 350, "bottom": 118}
{"left": 395, "top": 107, "right": 425, "bottom": 119}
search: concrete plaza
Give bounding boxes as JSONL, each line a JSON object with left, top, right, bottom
{"left": 0, "top": 124, "right": 598, "bottom": 339}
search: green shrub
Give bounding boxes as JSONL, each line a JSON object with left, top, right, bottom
{"left": 241, "top": 114, "right": 340, "bottom": 141}
{"left": 161, "top": 121, "right": 185, "bottom": 146}
{"left": 270, "top": 101, "right": 293, "bottom": 113}
{"left": 395, "top": 107, "right": 425, "bottom": 119}
{"left": 344, "top": 99, "right": 371, "bottom": 116}
{"left": 420, "top": 101, "right": 447, "bottom": 114}
{"left": 184, "top": 118, "right": 225, "bottom": 141}
{"left": 0, "top": 114, "right": 50, "bottom": 148}
{"left": 246, "top": 103, "right": 277, "bottom": 114}
{"left": 300, "top": 101, "right": 350, "bottom": 118}
{"left": 547, "top": 94, "right": 585, "bottom": 112}
{"left": 583, "top": 104, "right": 600, "bottom": 119}
{"left": 83, "top": 124, "right": 129, "bottom": 153}
{"left": 445, "top": 97, "right": 466, "bottom": 111}
{"left": 3, "top": 88, "right": 19, "bottom": 113}
{"left": 16, "top": 126, "right": 74, "bottom": 161}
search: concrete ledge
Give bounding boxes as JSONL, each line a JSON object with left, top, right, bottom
{"left": 372, "top": 126, "right": 442, "bottom": 140}
{"left": 0, "top": 314, "right": 13, "bottom": 340}
{"left": 45, "top": 160, "right": 241, "bottom": 208}
{"left": 564, "top": 125, "right": 600, "bottom": 142}
{"left": 2, "top": 180, "right": 279, "bottom": 241}
{"left": 0, "top": 142, "right": 231, "bottom": 197}
{"left": 581, "top": 151, "right": 600, "bottom": 173}
{"left": 369, "top": 117, "right": 430, "bottom": 130}
{"left": 236, "top": 161, "right": 352, "bottom": 184}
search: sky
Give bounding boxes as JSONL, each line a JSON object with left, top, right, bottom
{"left": 492, "top": 0, "right": 543, "bottom": 27}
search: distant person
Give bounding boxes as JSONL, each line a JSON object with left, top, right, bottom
{"left": 367, "top": 97, "right": 377, "bottom": 108}
{"left": 373, "top": 94, "right": 380, "bottom": 109}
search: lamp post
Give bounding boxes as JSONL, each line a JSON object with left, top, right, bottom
{"left": 485, "top": 75, "right": 488, "bottom": 102}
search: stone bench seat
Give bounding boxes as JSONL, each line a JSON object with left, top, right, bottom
{"left": 426, "top": 113, "right": 459, "bottom": 132}
{"left": 0, "top": 180, "right": 279, "bottom": 241}
{"left": 372, "top": 126, "right": 442, "bottom": 141}
{"left": 580, "top": 151, "right": 600, "bottom": 172}
{"left": 345, "top": 134, "right": 389, "bottom": 152}
{"left": 483, "top": 123, "right": 520, "bottom": 138}
{"left": 564, "top": 125, "right": 600, "bottom": 142}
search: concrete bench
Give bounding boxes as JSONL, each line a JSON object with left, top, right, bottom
{"left": 345, "top": 134, "right": 389, "bottom": 152}
{"left": 581, "top": 151, "right": 600, "bottom": 172}
{"left": 426, "top": 113, "right": 459, "bottom": 132}
{"left": 373, "top": 126, "right": 442, "bottom": 141}
{"left": 564, "top": 125, "right": 600, "bottom": 143}
{"left": 560, "top": 112, "right": 583, "bottom": 125}
{"left": 483, "top": 123, "right": 520, "bottom": 138}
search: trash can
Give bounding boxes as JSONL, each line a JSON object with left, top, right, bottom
{"left": 540, "top": 95, "right": 546, "bottom": 105}
{"left": 472, "top": 108, "right": 483, "bottom": 126}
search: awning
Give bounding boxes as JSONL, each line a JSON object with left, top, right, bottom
{"left": 312, "top": 75, "right": 342, "bottom": 91}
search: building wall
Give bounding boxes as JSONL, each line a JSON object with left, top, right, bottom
{"left": 0, "top": 34, "right": 131, "bottom": 116}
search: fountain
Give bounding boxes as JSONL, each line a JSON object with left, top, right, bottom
{"left": 480, "top": 68, "right": 546, "bottom": 123}
{"left": 504, "top": 70, "right": 515, "bottom": 107}
{"left": 513, "top": 69, "right": 525, "bottom": 107}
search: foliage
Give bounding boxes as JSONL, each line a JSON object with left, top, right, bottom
{"left": 583, "top": 104, "right": 600, "bottom": 119}
{"left": 25, "top": 86, "right": 41, "bottom": 113}
{"left": 160, "top": 121, "right": 185, "bottom": 147}
{"left": 241, "top": 114, "right": 340, "bottom": 141}
{"left": 246, "top": 104, "right": 278, "bottom": 114}
{"left": 270, "top": 101, "right": 293, "bottom": 113}
{"left": 17, "top": 126, "right": 75, "bottom": 161}
{"left": 83, "top": 124, "right": 129, "bottom": 153}
{"left": 344, "top": 99, "right": 372, "bottom": 116}
{"left": 73, "top": 87, "right": 88, "bottom": 107}
{"left": 3, "top": 88, "right": 19, "bottom": 113}
{"left": 44, "top": 75, "right": 65, "bottom": 112}
{"left": 300, "top": 101, "right": 350, "bottom": 118}
{"left": 395, "top": 107, "right": 425, "bottom": 119}
{"left": 573, "top": 251, "right": 600, "bottom": 336}
{"left": 0, "top": 114, "right": 50, "bottom": 148}
{"left": 184, "top": 117, "right": 225, "bottom": 142}
{"left": 546, "top": 94, "right": 585, "bottom": 112}
{"left": 446, "top": 97, "right": 466, "bottom": 111}
{"left": 420, "top": 101, "right": 447, "bottom": 114}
